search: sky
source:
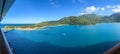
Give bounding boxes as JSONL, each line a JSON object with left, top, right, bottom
{"left": 1, "top": 0, "right": 120, "bottom": 24}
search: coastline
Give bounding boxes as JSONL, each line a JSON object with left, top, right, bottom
{"left": 4, "top": 24, "right": 67, "bottom": 32}
{"left": 4, "top": 23, "right": 112, "bottom": 32}
{"left": 3, "top": 23, "right": 119, "bottom": 32}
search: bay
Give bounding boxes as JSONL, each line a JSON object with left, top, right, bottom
{"left": 5, "top": 23, "right": 120, "bottom": 54}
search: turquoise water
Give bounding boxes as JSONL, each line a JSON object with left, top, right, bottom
{"left": 5, "top": 23, "right": 120, "bottom": 54}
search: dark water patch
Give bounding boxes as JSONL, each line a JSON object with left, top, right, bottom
{"left": 25, "top": 41, "right": 119, "bottom": 54}
{"left": 6, "top": 33, "right": 119, "bottom": 54}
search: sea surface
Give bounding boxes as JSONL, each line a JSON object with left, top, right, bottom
{"left": 5, "top": 23, "right": 120, "bottom": 54}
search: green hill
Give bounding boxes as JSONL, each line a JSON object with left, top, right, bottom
{"left": 5, "top": 13, "right": 120, "bottom": 30}
{"left": 110, "top": 13, "right": 120, "bottom": 22}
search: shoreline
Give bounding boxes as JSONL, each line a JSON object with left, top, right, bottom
{"left": 4, "top": 23, "right": 116, "bottom": 32}
{"left": 4, "top": 24, "right": 67, "bottom": 32}
{"left": 15, "top": 24, "right": 67, "bottom": 30}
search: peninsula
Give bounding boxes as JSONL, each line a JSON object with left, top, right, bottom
{"left": 5, "top": 13, "right": 120, "bottom": 31}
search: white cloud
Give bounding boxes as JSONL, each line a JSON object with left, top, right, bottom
{"left": 111, "top": 5, "right": 120, "bottom": 13}
{"left": 80, "top": 6, "right": 99, "bottom": 15}
{"left": 106, "top": 5, "right": 120, "bottom": 8}
{"left": 101, "top": 7, "right": 105, "bottom": 11}
{"left": 80, "top": 12, "right": 87, "bottom": 15}
{"left": 85, "top": 6, "right": 98, "bottom": 13}
{"left": 112, "top": 9, "right": 120, "bottom": 12}
{"left": 80, "top": 5, "right": 120, "bottom": 15}
{"left": 105, "top": 5, "right": 120, "bottom": 13}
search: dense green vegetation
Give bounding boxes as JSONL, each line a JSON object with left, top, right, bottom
{"left": 5, "top": 13, "right": 120, "bottom": 29}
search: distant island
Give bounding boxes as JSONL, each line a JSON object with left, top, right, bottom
{"left": 4, "top": 13, "right": 120, "bottom": 31}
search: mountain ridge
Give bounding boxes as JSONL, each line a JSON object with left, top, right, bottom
{"left": 5, "top": 12, "right": 120, "bottom": 30}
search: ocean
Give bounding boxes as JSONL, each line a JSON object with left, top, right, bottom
{"left": 5, "top": 23, "right": 120, "bottom": 54}
{"left": 0, "top": 24, "right": 35, "bottom": 28}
